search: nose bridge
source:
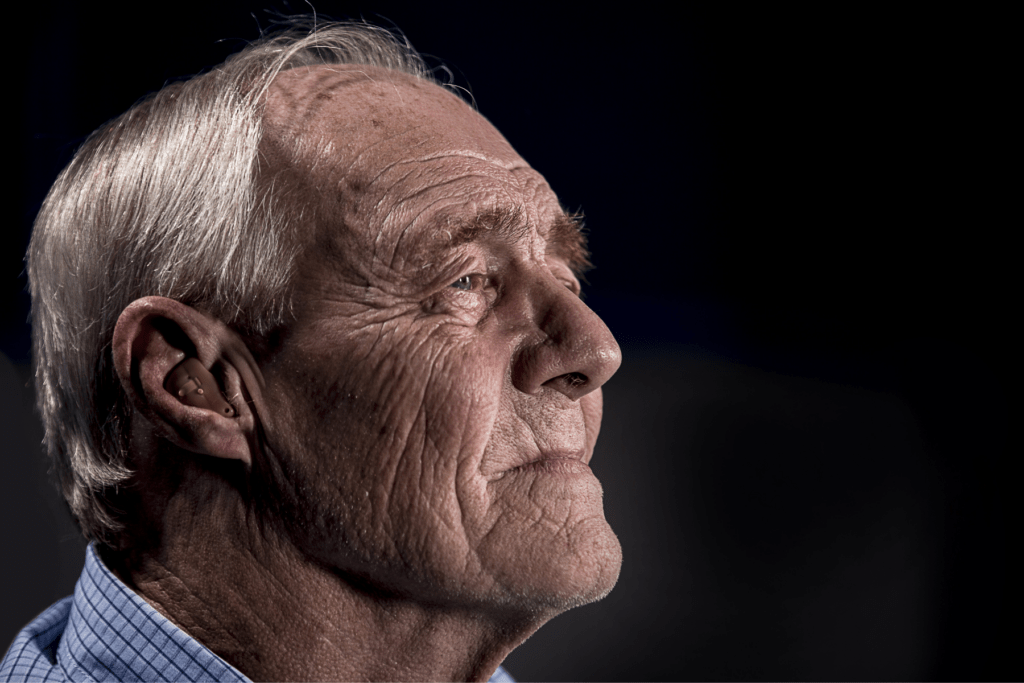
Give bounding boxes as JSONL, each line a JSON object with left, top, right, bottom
{"left": 510, "top": 270, "right": 622, "bottom": 400}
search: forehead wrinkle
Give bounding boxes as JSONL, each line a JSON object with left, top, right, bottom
{"left": 323, "top": 120, "right": 523, "bottom": 189}
{"left": 376, "top": 192, "right": 500, "bottom": 274}
{"left": 392, "top": 173, "right": 511, "bottom": 222}
{"left": 366, "top": 160, "right": 522, "bottom": 267}
{"left": 370, "top": 145, "right": 530, "bottom": 214}
{"left": 412, "top": 150, "right": 528, "bottom": 171}
{"left": 336, "top": 126, "right": 435, "bottom": 183}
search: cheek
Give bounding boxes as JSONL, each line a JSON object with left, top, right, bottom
{"left": 261, "top": 321, "right": 508, "bottom": 562}
{"left": 385, "top": 324, "right": 505, "bottom": 462}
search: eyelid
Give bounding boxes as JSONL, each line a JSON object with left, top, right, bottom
{"left": 548, "top": 261, "right": 582, "bottom": 296}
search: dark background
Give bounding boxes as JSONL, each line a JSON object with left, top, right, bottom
{"left": 4, "top": 3, "right": 1015, "bottom": 680}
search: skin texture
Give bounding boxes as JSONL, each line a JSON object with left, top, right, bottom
{"left": 109, "top": 64, "right": 622, "bottom": 682}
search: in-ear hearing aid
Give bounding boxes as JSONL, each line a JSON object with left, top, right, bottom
{"left": 165, "top": 358, "right": 236, "bottom": 417}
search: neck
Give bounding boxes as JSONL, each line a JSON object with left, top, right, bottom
{"left": 105, "top": 495, "right": 540, "bottom": 682}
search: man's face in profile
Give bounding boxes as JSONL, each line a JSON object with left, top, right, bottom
{"left": 253, "top": 65, "right": 622, "bottom": 614}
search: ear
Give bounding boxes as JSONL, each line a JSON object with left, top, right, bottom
{"left": 112, "top": 296, "right": 263, "bottom": 465}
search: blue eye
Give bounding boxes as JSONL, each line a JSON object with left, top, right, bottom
{"left": 452, "top": 274, "right": 475, "bottom": 290}
{"left": 450, "top": 275, "right": 477, "bottom": 291}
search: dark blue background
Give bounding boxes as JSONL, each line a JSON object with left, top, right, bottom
{"left": 4, "top": 3, "right": 1014, "bottom": 679}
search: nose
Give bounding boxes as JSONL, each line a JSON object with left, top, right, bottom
{"left": 510, "top": 276, "right": 622, "bottom": 401}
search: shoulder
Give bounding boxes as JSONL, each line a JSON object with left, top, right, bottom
{"left": 489, "top": 664, "right": 516, "bottom": 682}
{"left": 0, "top": 597, "right": 73, "bottom": 682}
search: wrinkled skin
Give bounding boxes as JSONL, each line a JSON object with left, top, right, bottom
{"left": 110, "top": 64, "right": 623, "bottom": 681}
{"left": 257, "top": 65, "right": 623, "bottom": 613}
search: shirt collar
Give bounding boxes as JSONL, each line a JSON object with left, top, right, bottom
{"left": 57, "top": 543, "right": 249, "bottom": 682}
{"left": 54, "top": 543, "right": 513, "bottom": 682}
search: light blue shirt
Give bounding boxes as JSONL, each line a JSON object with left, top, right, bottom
{"left": 2, "top": 544, "right": 514, "bottom": 682}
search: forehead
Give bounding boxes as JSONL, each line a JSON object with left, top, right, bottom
{"left": 262, "top": 65, "right": 565, "bottom": 251}
{"left": 266, "top": 64, "right": 523, "bottom": 170}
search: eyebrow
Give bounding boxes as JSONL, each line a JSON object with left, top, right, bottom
{"left": 442, "top": 206, "right": 529, "bottom": 247}
{"left": 547, "top": 211, "right": 593, "bottom": 277}
{"left": 426, "top": 206, "right": 592, "bottom": 277}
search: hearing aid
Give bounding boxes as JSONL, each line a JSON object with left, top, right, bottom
{"left": 165, "top": 358, "right": 236, "bottom": 417}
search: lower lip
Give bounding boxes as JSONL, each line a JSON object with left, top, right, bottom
{"left": 513, "top": 458, "right": 591, "bottom": 476}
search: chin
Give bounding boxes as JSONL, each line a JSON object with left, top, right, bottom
{"left": 485, "top": 516, "right": 623, "bottom": 619}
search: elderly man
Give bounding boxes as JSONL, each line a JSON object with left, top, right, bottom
{"left": 2, "top": 21, "right": 621, "bottom": 683}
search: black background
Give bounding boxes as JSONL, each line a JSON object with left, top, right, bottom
{"left": 4, "top": 3, "right": 1015, "bottom": 680}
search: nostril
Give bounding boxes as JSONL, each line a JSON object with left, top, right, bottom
{"left": 542, "top": 371, "right": 589, "bottom": 394}
{"left": 563, "top": 372, "right": 588, "bottom": 388}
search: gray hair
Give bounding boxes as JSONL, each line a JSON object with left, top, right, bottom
{"left": 27, "top": 19, "right": 438, "bottom": 546}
